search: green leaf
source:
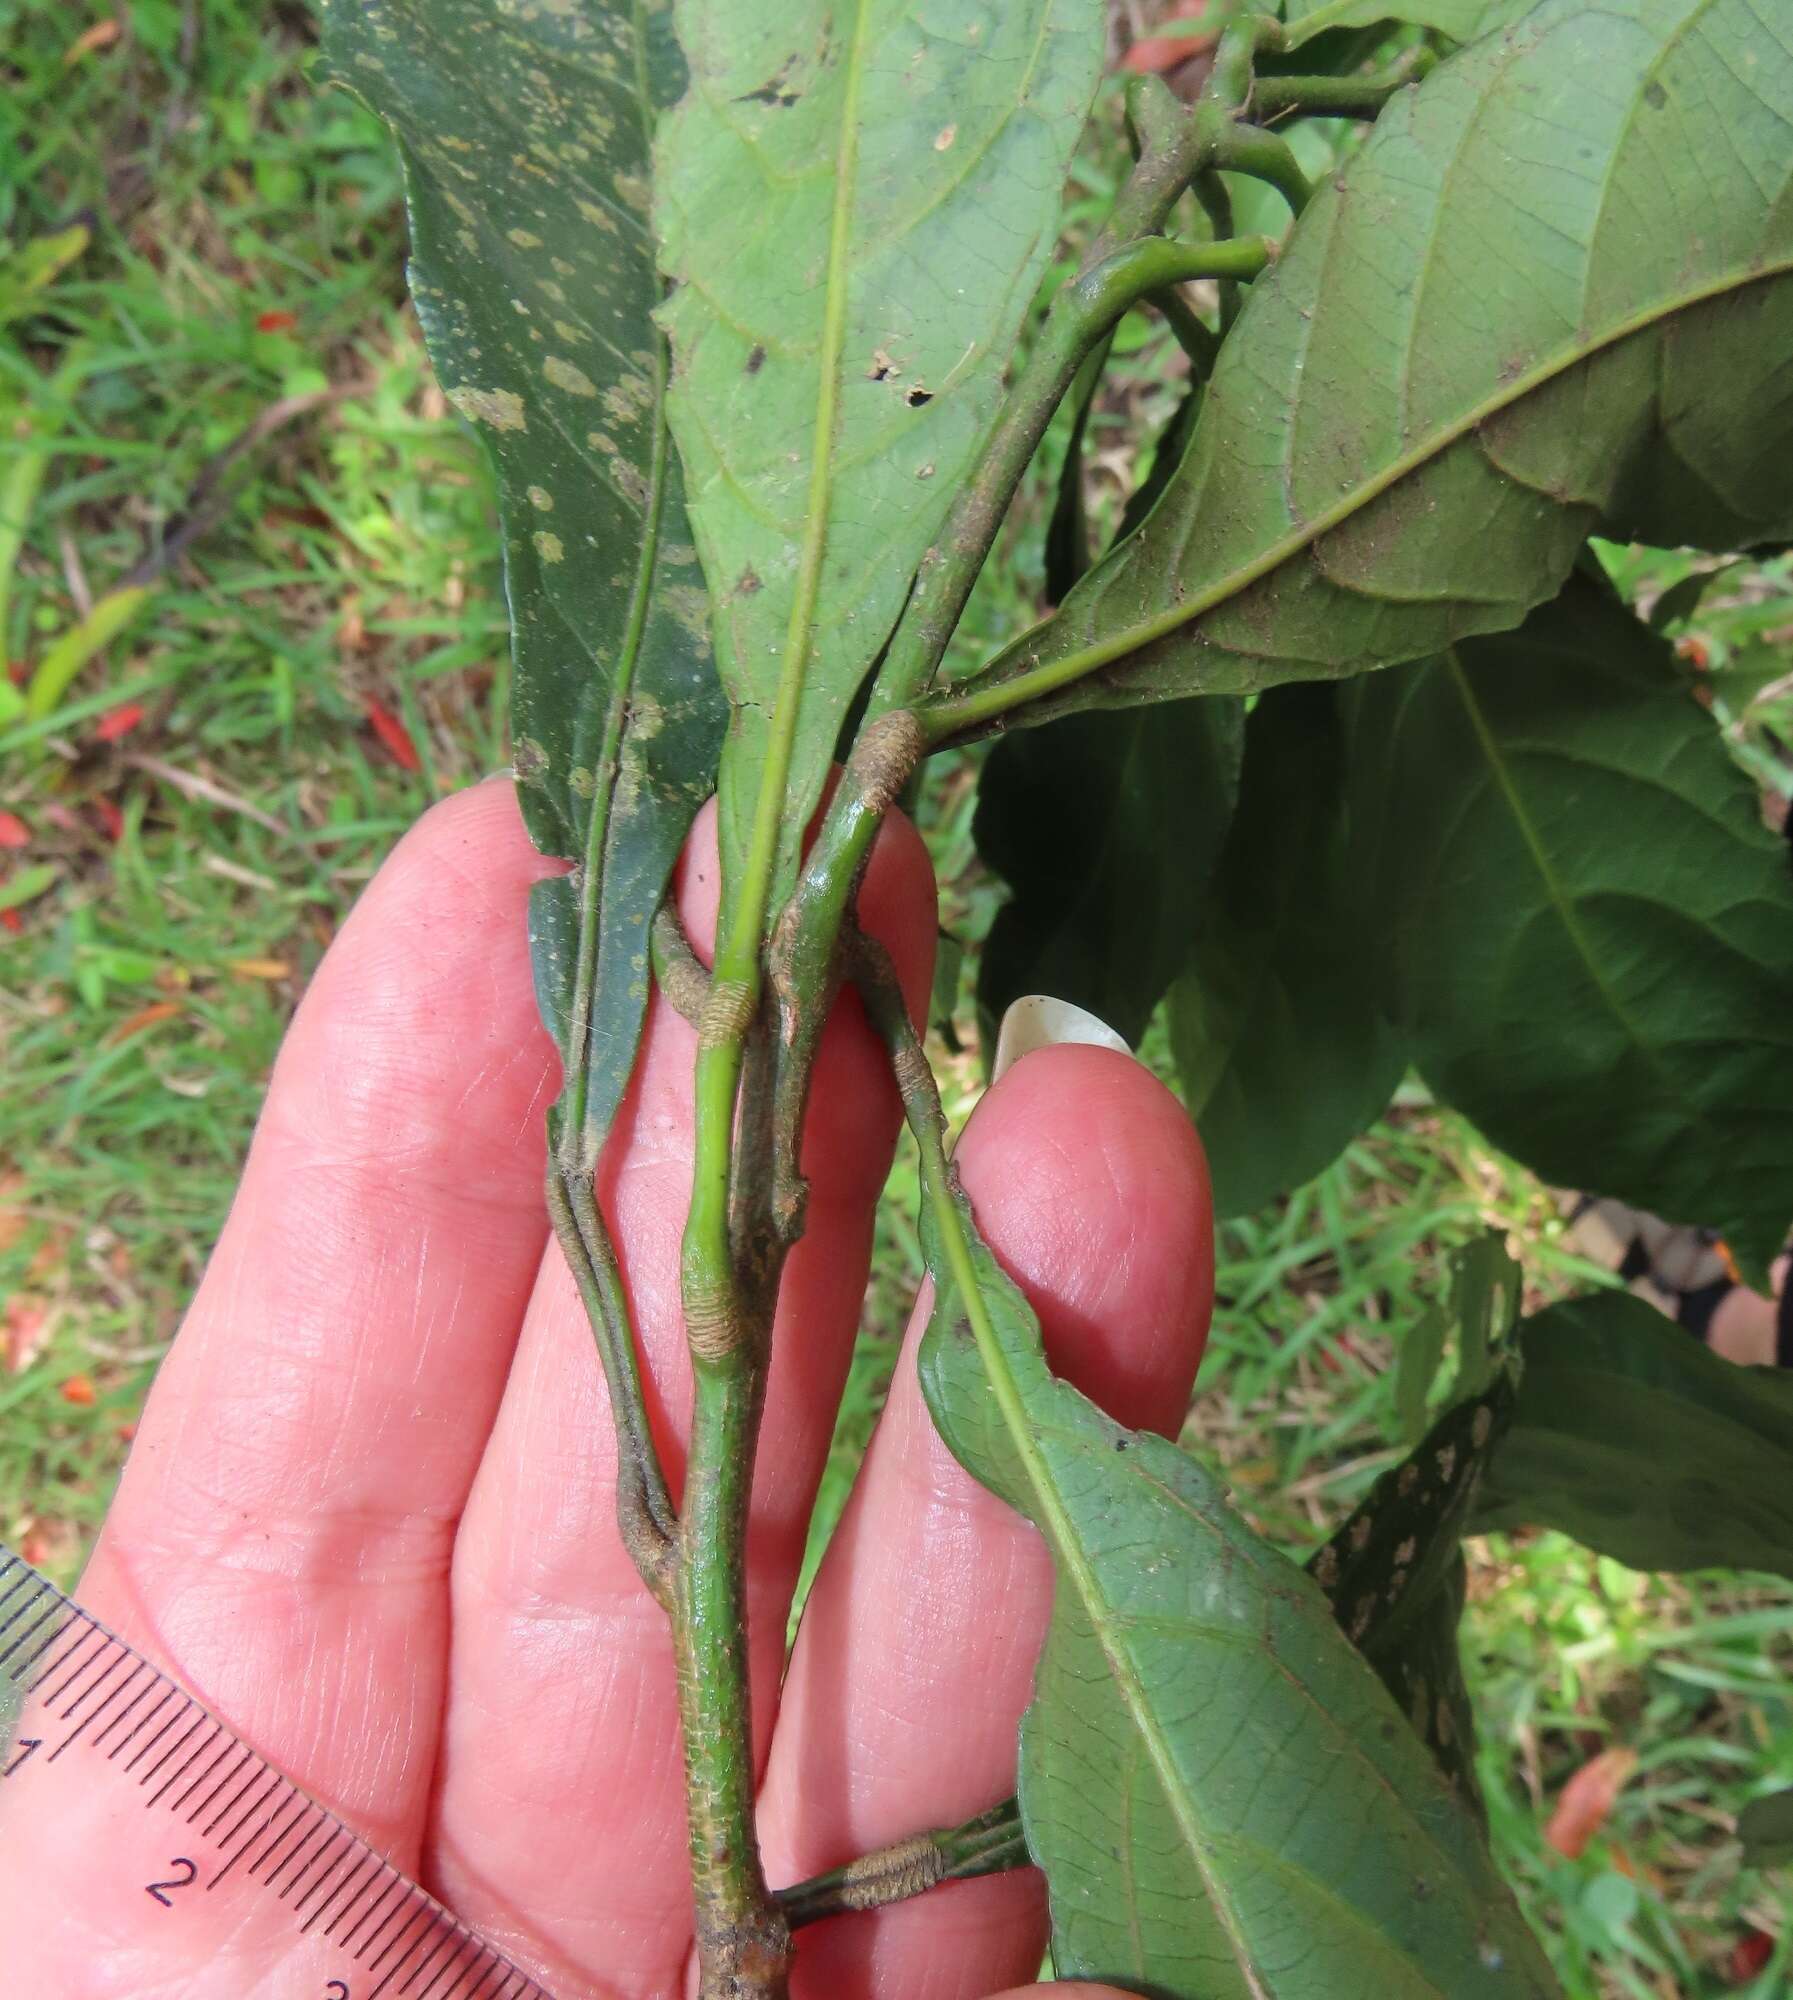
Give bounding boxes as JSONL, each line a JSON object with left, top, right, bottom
{"left": 0, "top": 863, "right": 58, "bottom": 915}
{"left": 0, "top": 223, "right": 89, "bottom": 329}
{"left": 1169, "top": 684, "right": 1404, "bottom": 1218}
{"left": 1346, "top": 578, "right": 1793, "bottom": 1282}
{"left": 1312, "top": 1381, "right": 1515, "bottom": 1808}
{"left": 1473, "top": 1289, "right": 1793, "bottom": 1575}
{"left": 1280, "top": 0, "right": 1533, "bottom": 48}
{"left": 974, "top": 696, "right": 1243, "bottom": 1051}
{"left": 653, "top": 0, "right": 1103, "bottom": 901}
{"left": 323, "top": 0, "right": 727, "bottom": 1160}
{"left": 918, "top": 1183, "right": 1560, "bottom": 1998}
{"left": 939, "top": 0, "right": 1793, "bottom": 736}
{"left": 1739, "top": 1788, "right": 1793, "bottom": 1869}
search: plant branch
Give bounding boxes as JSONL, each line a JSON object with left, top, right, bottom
{"left": 546, "top": 1166, "right": 677, "bottom": 1605}
{"left": 652, "top": 901, "right": 712, "bottom": 1026}
{"left": 1253, "top": 44, "right": 1435, "bottom": 119}
{"left": 866, "top": 235, "right": 1271, "bottom": 722}
{"left": 1213, "top": 123, "right": 1313, "bottom": 217}
{"left": 776, "top": 1801, "right": 1028, "bottom": 1930}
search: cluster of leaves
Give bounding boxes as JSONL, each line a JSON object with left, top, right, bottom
{"left": 327, "top": 0, "right": 1793, "bottom": 1992}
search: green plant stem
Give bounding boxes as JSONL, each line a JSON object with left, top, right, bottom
{"left": 867, "top": 235, "right": 1271, "bottom": 722}
{"left": 867, "top": 23, "right": 1281, "bottom": 723}
{"left": 1214, "top": 123, "right": 1312, "bottom": 217}
{"left": 651, "top": 901, "right": 711, "bottom": 1026}
{"left": 776, "top": 1800, "right": 1029, "bottom": 1929}
{"left": 1253, "top": 44, "right": 1436, "bottom": 118}
{"left": 546, "top": 1167, "right": 676, "bottom": 1601}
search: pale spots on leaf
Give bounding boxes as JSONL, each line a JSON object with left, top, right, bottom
{"left": 613, "top": 171, "right": 650, "bottom": 215}
{"left": 661, "top": 540, "right": 698, "bottom": 567}
{"left": 604, "top": 372, "right": 654, "bottom": 424}
{"left": 569, "top": 765, "right": 597, "bottom": 798}
{"left": 448, "top": 384, "right": 528, "bottom": 432}
{"left": 508, "top": 227, "right": 545, "bottom": 250}
{"left": 534, "top": 530, "right": 565, "bottom": 563}
{"left": 587, "top": 429, "right": 619, "bottom": 456}
{"left": 551, "top": 257, "right": 577, "bottom": 278}
{"left": 513, "top": 737, "right": 549, "bottom": 783}
{"left": 576, "top": 197, "right": 619, "bottom": 235}
{"left": 527, "top": 485, "right": 555, "bottom": 511}
{"left": 934, "top": 124, "right": 957, "bottom": 150}
{"left": 662, "top": 585, "right": 713, "bottom": 651}
{"left": 611, "top": 459, "right": 650, "bottom": 507}
{"left": 544, "top": 355, "right": 598, "bottom": 396}
{"left": 553, "top": 320, "right": 584, "bottom": 344}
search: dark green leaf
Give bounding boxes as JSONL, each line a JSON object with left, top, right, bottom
{"left": 1647, "top": 559, "right": 1746, "bottom": 632}
{"left": 1313, "top": 1352, "right": 1518, "bottom": 1808}
{"left": 1739, "top": 1789, "right": 1793, "bottom": 1868}
{"left": 942, "top": 0, "right": 1793, "bottom": 735}
{"left": 975, "top": 697, "right": 1243, "bottom": 1050}
{"left": 654, "top": 0, "right": 1103, "bottom": 901}
{"left": 1473, "top": 1289, "right": 1793, "bottom": 1575}
{"left": 323, "top": 0, "right": 726, "bottom": 1161}
{"left": 1346, "top": 579, "right": 1793, "bottom": 1281}
{"left": 1042, "top": 335, "right": 1110, "bottom": 608}
{"left": 1169, "top": 684, "right": 1403, "bottom": 1217}
{"left": 919, "top": 1182, "right": 1560, "bottom": 1998}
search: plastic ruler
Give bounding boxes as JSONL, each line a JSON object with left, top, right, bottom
{"left": 0, "top": 1540, "right": 560, "bottom": 1998}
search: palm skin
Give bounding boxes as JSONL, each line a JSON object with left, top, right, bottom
{"left": 0, "top": 778, "right": 1213, "bottom": 1999}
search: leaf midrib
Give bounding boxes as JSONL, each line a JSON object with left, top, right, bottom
{"left": 1438, "top": 648, "right": 1729, "bottom": 1160}
{"left": 957, "top": 249, "right": 1793, "bottom": 718}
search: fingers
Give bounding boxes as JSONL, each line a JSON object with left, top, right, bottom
{"left": 426, "top": 798, "right": 936, "bottom": 1996}
{"left": 760, "top": 1043, "right": 1214, "bottom": 2000}
{"left": 79, "top": 779, "right": 559, "bottom": 1867}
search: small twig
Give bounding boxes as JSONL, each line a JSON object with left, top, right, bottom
{"left": 1213, "top": 122, "right": 1313, "bottom": 217}
{"left": 547, "top": 1167, "right": 678, "bottom": 1605}
{"left": 776, "top": 1801, "right": 1029, "bottom": 1929}
{"left": 651, "top": 901, "right": 711, "bottom": 1026}
{"left": 1253, "top": 44, "right": 1436, "bottom": 119}
{"left": 120, "top": 383, "right": 361, "bottom": 591}
{"left": 124, "top": 752, "right": 293, "bottom": 838}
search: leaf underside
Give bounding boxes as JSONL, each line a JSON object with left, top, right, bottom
{"left": 324, "top": 0, "right": 727, "bottom": 1158}
{"left": 1170, "top": 683, "right": 1403, "bottom": 1219}
{"left": 1310, "top": 1380, "right": 1518, "bottom": 1813}
{"left": 1279, "top": 0, "right": 1534, "bottom": 49}
{"left": 1347, "top": 579, "right": 1793, "bottom": 1280}
{"left": 1474, "top": 1289, "right": 1793, "bottom": 1577}
{"left": 919, "top": 1185, "right": 1560, "bottom": 1999}
{"left": 653, "top": 0, "right": 1104, "bottom": 902}
{"left": 974, "top": 696, "right": 1243, "bottom": 1052}
{"left": 950, "top": 0, "right": 1793, "bottom": 732}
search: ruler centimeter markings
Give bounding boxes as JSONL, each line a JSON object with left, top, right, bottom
{"left": 0, "top": 1544, "right": 559, "bottom": 1999}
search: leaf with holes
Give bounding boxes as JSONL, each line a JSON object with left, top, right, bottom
{"left": 323, "top": 0, "right": 727, "bottom": 1164}
{"left": 1311, "top": 1355, "right": 1518, "bottom": 1812}
{"left": 1168, "top": 683, "right": 1403, "bottom": 1218}
{"left": 936, "top": 0, "right": 1793, "bottom": 738}
{"left": 653, "top": 0, "right": 1103, "bottom": 907}
{"left": 1344, "top": 577, "right": 1793, "bottom": 1281}
{"left": 974, "top": 696, "right": 1243, "bottom": 1051}
{"left": 918, "top": 1181, "right": 1560, "bottom": 1998}
{"left": 1473, "top": 1289, "right": 1793, "bottom": 1574}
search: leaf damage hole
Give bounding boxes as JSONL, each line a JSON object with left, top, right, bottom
{"left": 745, "top": 345, "right": 766, "bottom": 375}
{"left": 905, "top": 386, "right": 933, "bottom": 408}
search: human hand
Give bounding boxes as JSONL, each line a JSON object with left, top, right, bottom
{"left": 1, "top": 778, "right": 1213, "bottom": 1998}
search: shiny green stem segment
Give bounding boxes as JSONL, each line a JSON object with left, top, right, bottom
{"left": 869, "top": 235, "right": 1271, "bottom": 719}
{"left": 1213, "top": 123, "right": 1312, "bottom": 217}
{"left": 869, "top": 21, "right": 1282, "bottom": 721}
{"left": 1252, "top": 44, "right": 1436, "bottom": 118}
{"left": 673, "top": 9, "right": 879, "bottom": 1984}
{"left": 776, "top": 1800, "right": 1030, "bottom": 1930}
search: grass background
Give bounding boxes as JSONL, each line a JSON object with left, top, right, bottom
{"left": 3, "top": 4, "right": 1791, "bottom": 1994}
